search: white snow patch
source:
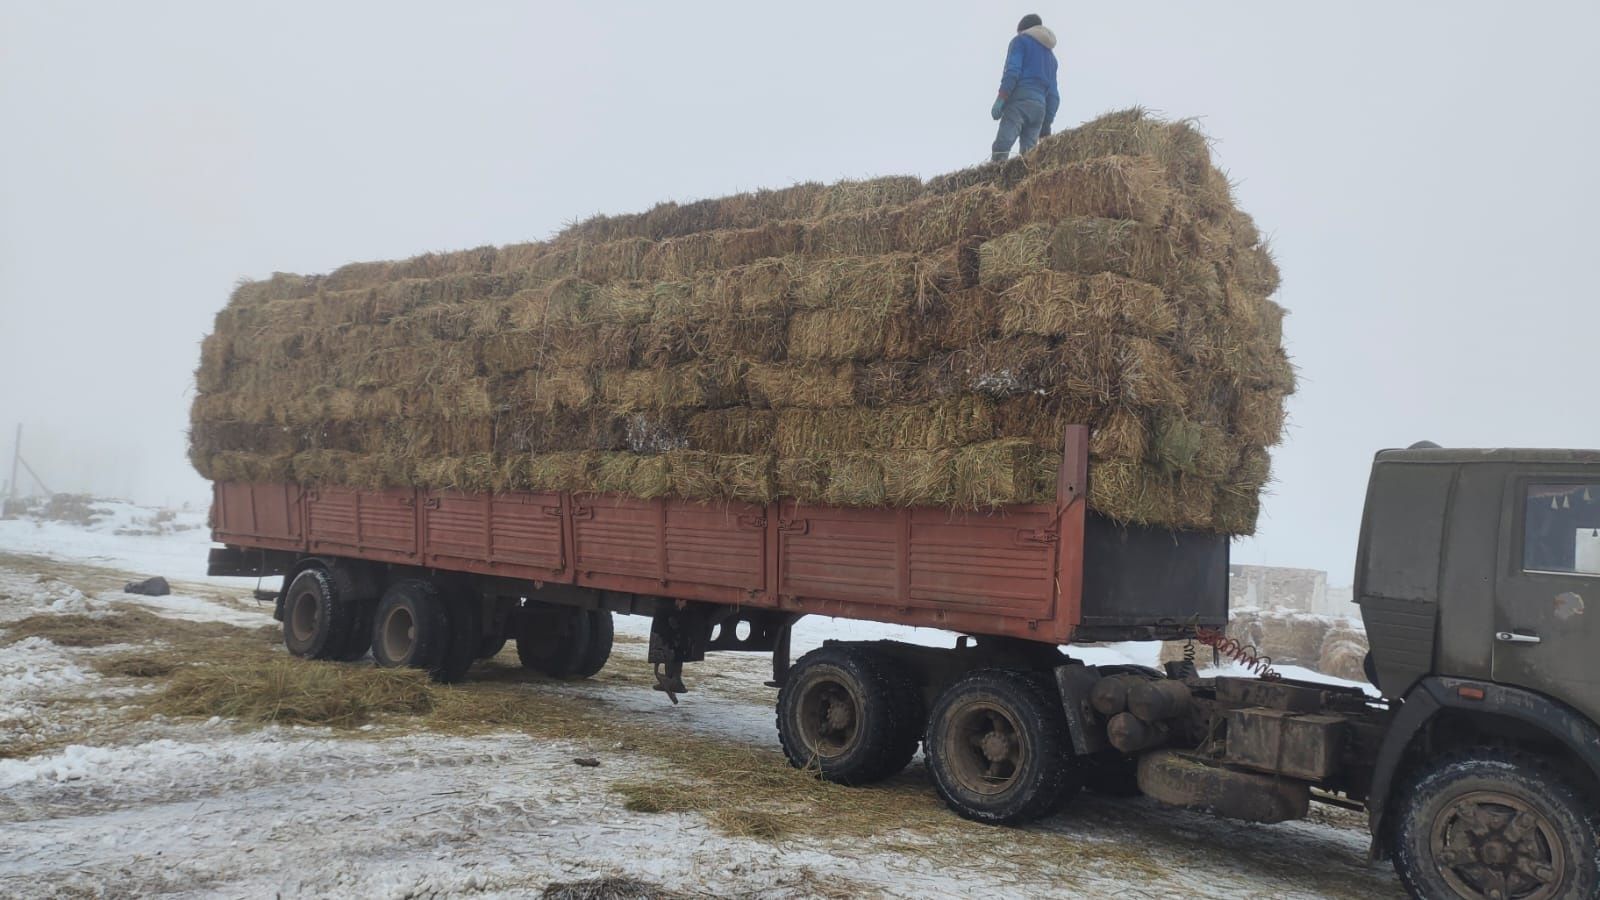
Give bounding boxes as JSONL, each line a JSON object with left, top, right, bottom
{"left": 112, "top": 589, "right": 275, "bottom": 628}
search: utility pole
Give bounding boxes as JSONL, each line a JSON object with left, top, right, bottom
{"left": 7, "top": 424, "right": 18, "bottom": 503}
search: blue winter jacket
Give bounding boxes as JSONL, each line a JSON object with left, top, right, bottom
{"left": 998, "top": 25, "right": 1060, "bottom": 126}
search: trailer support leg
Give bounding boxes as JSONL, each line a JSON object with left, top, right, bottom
{"left": 765, "top": 620, "right": 793, "bottom": 689}
{"left": 648, "top": 607, "right": 709, "bottom": 704}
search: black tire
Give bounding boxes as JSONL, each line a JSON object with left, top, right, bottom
{"left": 516, "top": 606, "right": 593, "bottom": 678}
{"left": 476, "top": 633, "right": 508, "bottom": 660}
{"left": 433, "top": 590, "right": 482, "bottom": 684}
{"left": 1393, "top": 747, "right": 1599, "bottom": 900}
{"left": 925, "top": 668, "right": 1081, "bottom": 824}
{"left": 569, "top": 610, "right": 614, "bottom": 679}
{"left": 333, "top": 565, "right": 378, "bottom": 662}
{"left": 775, "top": 645, "right": 921, "bottom": 786}
{"left": 281, "top": 566, "right": 360, "bottom": 660}
{"left": 371, "top": 579, "right": 450, "bottom": 673}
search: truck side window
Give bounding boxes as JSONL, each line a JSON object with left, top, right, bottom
{"left": 1524, "top": 483, "right": 1600, "bottom": 576}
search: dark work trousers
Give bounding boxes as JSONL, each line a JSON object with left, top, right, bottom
{"left": 992, "top": 96, "right": 1046, "bottom": 161}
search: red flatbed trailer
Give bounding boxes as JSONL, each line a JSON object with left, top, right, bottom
{"left": 209, "top": 426, "right": 1226, "bottom": 649}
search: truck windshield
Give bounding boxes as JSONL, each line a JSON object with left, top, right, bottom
{"left": 1525, "top": 483, "right": 1600, "bottom": 576}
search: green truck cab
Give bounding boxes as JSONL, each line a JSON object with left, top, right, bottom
{"left": 1358, "top": 445, "right": 1600, "bottom": 898}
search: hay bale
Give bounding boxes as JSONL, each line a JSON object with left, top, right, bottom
{"left": 1318, "top": 623, "right": 1369, "bottom": 682}
{"left": 599, "top": 361, "right": 744, "bottom": 412}
{"left": 1152, "top": 415, "right": 1237, "bottom": 480}
{"left": 924, "top": 156, "right": 1030, "bottom": 196}
{"left": 786, "top": 308, "right": 889, "bottom": 361}
{"left": 977, "top": 223, "right": 1053, "bottom": 289}
{"left": 773, "top": 397, "right": 993, "bottom": 456}
{"left": 193, "top": 109, "right": 1290, "bottom": 534}
{"left": 815, "top": 175, "right": 924, "bottom": 215}
{"left": 894, "top": 185, "right": 1012, "bottom": 252}
{"left": 1010, "top": 156, "right": 1173, "bottom": 227}
{"left": 776, "top": 457, "right": 830, "bottom": 502}
{"left": 666, "top": 451, "right": 775, "bottom": 504}
{"left": 1234, "top": 389, "right": 1289, "bottom": 447}
{"left": 745, "top": 363, "right": 862, "bottom": 408}
{"left": 524, "top": 452, "right": 596, "bottom": 492}
{"left": 685, "top": 409, "right": 776, "bottom": 454}
{"left": 822, "top": 454, "right": 886, "bottom": 506}
{"left": 1050, "top": 218, "right": 1181, "bottom": 285}
{"left": 951, "top": 439, "right": 1050, "bottom": 509}
{"left": 995, "top": 273, "right": 1178, "bottom": 344}
{"left": 1031, "top": 109, "right": 1208, "bottom": 172}
{"left": 883, "top": 450, "right": 955, "bottom": 506}
{"left": 413, "top": 454, "right": 497, "bottom": 493}
{"left": 1258, "top": 613, "right": 1333, "bottom": 667}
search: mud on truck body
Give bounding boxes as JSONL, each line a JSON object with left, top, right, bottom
{"left": 208, "top": 433, "right": 1600, "bottom": 899}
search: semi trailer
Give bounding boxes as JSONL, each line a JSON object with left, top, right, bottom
{"left": 207, "top": 434, "right": 1600, "bottom": 898}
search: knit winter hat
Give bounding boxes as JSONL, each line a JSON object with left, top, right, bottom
{"left": 1017, "top": 14, "right": 1043, "bottom": 32}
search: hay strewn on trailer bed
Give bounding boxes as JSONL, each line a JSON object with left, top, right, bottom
{"left": 191, "top": 109, "right": 1290, "bottom": 534}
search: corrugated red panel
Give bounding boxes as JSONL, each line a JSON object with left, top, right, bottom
{"left": 306, "top": 486, "right": 419, "bottom": 563}
{"left": 572, "top": 495, "right": 771, "bottom": 605}
{"left": 212, "top": 482, "right": 303, "bottom": 551}
{"left": 775, "top": 502, "right": 1065, "bottom": 639}
{"left": 422, "top": 490, "right": 567, "bottom": 580}
{"left": 906, "top": 507, "right": 1056, "bottom": 618}
{"left": 777, "top": 505, "right": 900, "bottom": 604}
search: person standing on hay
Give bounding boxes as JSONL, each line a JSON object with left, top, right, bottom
{"left": 990, "top": 13, "right": 1060, "bottom": 162}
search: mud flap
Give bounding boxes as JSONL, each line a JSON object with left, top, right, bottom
{"left": 1053, "top": 662, "right": 1109, "bottom": 756}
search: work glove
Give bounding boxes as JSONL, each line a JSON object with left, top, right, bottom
{"left": 1041, "top": 122, "right": 1052, "bottom": 138}
{"left": 990, "top": 97, "right": 1006, "bottom": 121}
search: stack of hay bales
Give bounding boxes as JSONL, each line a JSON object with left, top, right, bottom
{"left": 190, "top": 109, "right": 1291, "bottom": 535}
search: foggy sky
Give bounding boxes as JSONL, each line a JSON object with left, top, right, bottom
{"left": 3, "top": 1, "right": 1597, "bottom": 584}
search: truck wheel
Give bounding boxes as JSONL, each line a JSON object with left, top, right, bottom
{"left": 371, "top": 579, "right": 450, "bottom": 672}
{"left": 433, "top": 591, "right": 482, "bottom": 684}
{"left": 775, "top": 645, "right": 920, "bottom": 785}
{"left": 571, "top": 610, "right": 614, "bottom": 679}
{"left": 1393, "top": 748, "right": 1600, "bottom": 900}
{"left": 281, "top": 566, "right": 360, "bottom": 660}
{"left": 925, "top": 668, "right": 1080, "bottom": 824}
{"left": 516, "top": 606, "right": 594, "bottom": 678}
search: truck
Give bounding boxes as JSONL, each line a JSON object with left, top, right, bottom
{"left": 207, "top": 431, "right": 1600, "bottom": 899}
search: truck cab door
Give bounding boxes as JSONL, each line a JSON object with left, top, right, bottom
{"left": 1491, "top": 477, "right": 1600, "bottom": 724}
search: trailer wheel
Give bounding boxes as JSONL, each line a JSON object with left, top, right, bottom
{"left": 476, "top": 633, "right": 508, "bottom": 660}
{"left": 776, "top": 645, "right": 920, "bottom": 785}
{"left": 371, "top": 579, "right": 449, "bottom": 672}
{"left": 1393, "top": 747, "right": 1599, "bottom": 900}
{"left": 516, "top": 606, "right": 594, "bottom": 679}
{"left": 281, "top": 566, "right": 361, "bottom": 660}
{"left": 333, "top": 565, "right": 379, "bottom": 662}
{"left": 925, "top": 668, "right": 1080, "bottom": 824}
{"left": 571, "top": 610, "right": 614, "bottom": 679}
{"left": 433, "top": 590, "right": 482, "bottom": 684}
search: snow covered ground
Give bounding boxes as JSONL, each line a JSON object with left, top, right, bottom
{"left": 0, "top": 501, "right": 1404, "bottom": 898}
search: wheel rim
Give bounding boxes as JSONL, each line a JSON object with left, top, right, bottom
{"left": 796, "top": 675, "right": 862, "bottom": 760}
{"left": 1430, "top": 789, "right": 1565, "bottom": 900}
{"left": 942, "top": 700, "right": 1026, "bottom": 797}
{"left": 381, "top": 606, "right": 417, "bottom": 663}
{"left": 288, "top": 588, "right": 318, "bottom": 644}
